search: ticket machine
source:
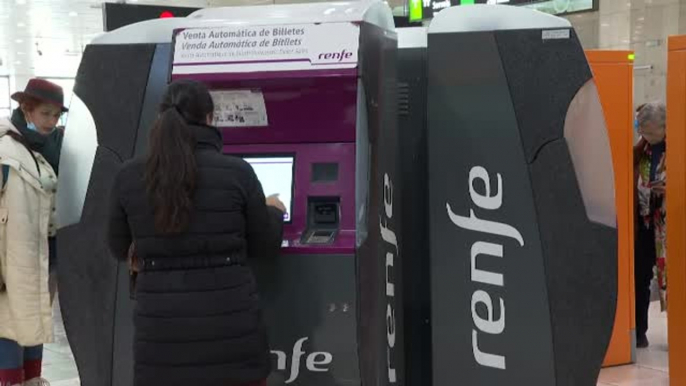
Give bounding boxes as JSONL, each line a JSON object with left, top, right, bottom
{"left": 172, "top": 5, "right": 402, "bottom": 385}
{"left": 56, "top": 2, "right": 402, "bottom": 386}
{"left": 426, "top": 7, "right": 617, "bottom": 385}
{"left": 396, "top": 6, "right": 618, "bottom": 386}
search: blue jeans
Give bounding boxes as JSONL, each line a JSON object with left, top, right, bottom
{"left": 0, "top": 338, "right": 42, "bottom": 369}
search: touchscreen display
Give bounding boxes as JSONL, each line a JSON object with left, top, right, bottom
{"left": 243, "top": 156, "right": 294, "bottom": 222}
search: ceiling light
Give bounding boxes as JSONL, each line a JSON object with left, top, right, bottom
{"left": 15, "top": 0, "right": 26, "bottom": 4}
{"left": 601, "top": 23, "right": 610, "bottom": 27}
{"left": 69, "top": 11, "right": 78, "bottom": 17}
{"left": 15, "top": 39, "right": 23, "bottom": 43}
{"left": 17, "top": 22, "right": 25, "bottom": 28}
{"left": 15, "top": 61, "right": 21, "bottom": 65}
{"left": 17, "top": 52, "right": 25, "bottom": 56}
{"left": 638, "top": 17, "right": 645, "bottom": 21}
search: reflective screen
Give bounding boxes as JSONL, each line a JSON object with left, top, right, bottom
{"left": 243, "top": 156, "right": 294, "bottom": 222}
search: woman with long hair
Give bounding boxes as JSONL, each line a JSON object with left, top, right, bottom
{"left": 107, "top": 80, "right": 285, "bottom": 386}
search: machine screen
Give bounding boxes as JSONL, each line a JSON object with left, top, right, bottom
{"left": 242, "top": 156, "right": 294, "bottom": 222}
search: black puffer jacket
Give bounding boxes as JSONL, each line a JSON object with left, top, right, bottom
{"left": 107, "top": 125, "right": 283, "bottom": 386}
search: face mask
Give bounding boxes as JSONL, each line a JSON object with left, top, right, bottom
{"left": 26, "top": 120, "right": 55, "bottom": 135}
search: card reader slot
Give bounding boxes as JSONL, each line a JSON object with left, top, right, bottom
{"left": 302, "top": 197, "right": 340, "bottom": 245}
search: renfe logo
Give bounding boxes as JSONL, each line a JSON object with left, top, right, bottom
{"left": 446, "top": 166, "right": 524, "bottom": 371}
{"left": 271, "top": 337, "right": 333, "bottom": 384}
{"left": 318, "top": 49, "right": 354, "bottom": 62}
{"left": 380, "top": 173, "right": 399, "bottom": 384}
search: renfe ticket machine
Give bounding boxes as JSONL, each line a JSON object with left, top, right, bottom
{"left": 426, "top": 7, "right": 617, "bottom": 386}
{"left": 55, "top": 2, "right": 402, "bottom": 386}
{"left": 396, "top": 6, "right": 619, "bottom": 386}
{"left": 173, "top": 5, "right": 402, "bottom": 386}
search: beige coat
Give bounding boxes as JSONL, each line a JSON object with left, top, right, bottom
{"left": 0, "top": 118, "right": 57, "bottom": 346}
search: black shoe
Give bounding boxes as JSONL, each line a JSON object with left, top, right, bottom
{"left": 637, "top": 334, "right": 650, "bottom": 348}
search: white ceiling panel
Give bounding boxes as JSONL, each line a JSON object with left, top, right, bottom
{"left": 0, "top": 0, "right": 270, "bottom": 77}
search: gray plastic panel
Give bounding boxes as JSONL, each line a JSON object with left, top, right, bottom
{"left": 251, "top": 253, "right": 358, "bottom": 385}
{"left": 357, "top": 21, "right": 404, "bottom": 386}
{"left": 134, "top": 44, "right": 172, "bottom": 157}
{"left": 58, "top": 43, "right": 158, "bottom": 386}
{"left": 529, "top": 140, "right": 617, "bottom": 386}
{"left": 426, "top": 28, "right": 617, "bottom": 386}
{"left": 397, "top": 45, "right": 432, "bottom": 386}
{"left": 494, "top": 28, "right": 591, "bottom": 164}
{"left": 57, "top": 146, "right": 123, "bottom": 386}
{"left": 74, "top": 44, "right": 155, "bottom": 160}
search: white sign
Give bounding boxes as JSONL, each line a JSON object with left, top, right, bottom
{"left": 542, "top": 29, "right": 571, "bottom": 40}
{"left": 172, "top": 23, "right": 360, "bottom": 75}
{"left": 210, "top": 89, "right": 268, "bottom": 127}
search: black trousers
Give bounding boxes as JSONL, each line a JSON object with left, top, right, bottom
{"left": 634, "top": 223, "right": 657, "bottom": 338}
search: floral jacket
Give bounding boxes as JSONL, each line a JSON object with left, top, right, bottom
{"left": 636, "top": 141, "right": 667, "bottom": 311}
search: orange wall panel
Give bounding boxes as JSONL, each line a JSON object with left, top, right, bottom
{"left": 667, "top": 36, "right": 686, "bottom": 386}
{"left": 586, "top": 50, "right": 635, "bottom": 367}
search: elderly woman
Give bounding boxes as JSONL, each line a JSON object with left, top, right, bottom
{"left": 633, "top": 101, "right": 667, "bottom": 349}
{"left": 0, "top": 79, "right": 65, "bottom": 385}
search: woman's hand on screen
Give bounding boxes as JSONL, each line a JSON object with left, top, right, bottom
{"left": 266, "top": 194, "right": 287, "bottom": 214}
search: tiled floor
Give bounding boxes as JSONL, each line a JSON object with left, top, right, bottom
{"left": 598, "top": 301, "right": 670, "bottom": 386}
{"left": 44, "top": 298, "right": 79, "bottom": 386}
{"left": 44, "top": 299, "right": 670, "bottom": 386}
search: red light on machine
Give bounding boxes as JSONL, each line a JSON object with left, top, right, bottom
{"left": 159, "top": 10, "right": 174, "bottom": 18}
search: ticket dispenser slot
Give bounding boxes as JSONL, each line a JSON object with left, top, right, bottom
{"left": 302, "top": 197, "right": 340, "bottom": 245}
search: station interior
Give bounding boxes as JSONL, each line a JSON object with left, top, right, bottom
{"left": 0, "top": 0, "right": 685, "bottom": 386}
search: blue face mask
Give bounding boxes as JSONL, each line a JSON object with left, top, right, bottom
{"left": 26, "top": 121, "right": 38, "bottom": 132}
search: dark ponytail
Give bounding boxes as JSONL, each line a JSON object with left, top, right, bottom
{"left": 145, "top": 80, "right": 214, "bottom": 233}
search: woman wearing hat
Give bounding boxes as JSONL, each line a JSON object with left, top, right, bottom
{"left": 0, "top": 78, "right": 67, "bottom": 385}
{"left": 10, "top": 79, "right": 66, "bottom": 302}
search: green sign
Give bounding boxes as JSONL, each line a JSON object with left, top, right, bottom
{"left": 409, "top": 0, "right": 423, "bottom": 21}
